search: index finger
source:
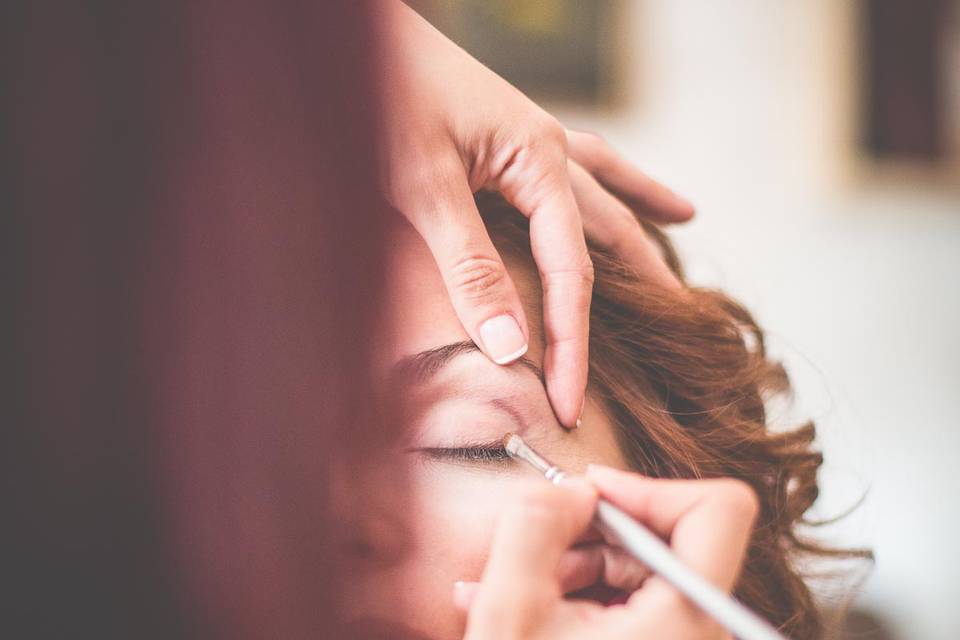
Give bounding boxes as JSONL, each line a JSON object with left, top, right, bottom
{"left": 498, "top": 146, "right": 593, "bottom": 429}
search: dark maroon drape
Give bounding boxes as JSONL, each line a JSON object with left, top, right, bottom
{"left": 4, "top": 1, "right": 386, "bottom": 638}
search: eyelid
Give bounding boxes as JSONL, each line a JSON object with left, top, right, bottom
{"left": 410, "top": 440, "right": 512, "bottom": 465}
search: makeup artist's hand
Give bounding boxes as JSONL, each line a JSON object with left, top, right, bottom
{"left": 379, "top": 2, "right": 694, "bottom": 428}
{"left": 454, "top": 467, "right": 759, "bottom": 639}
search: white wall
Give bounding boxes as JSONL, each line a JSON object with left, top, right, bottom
{"left": 551, "top": 2, "right": 960, "bottom": 638}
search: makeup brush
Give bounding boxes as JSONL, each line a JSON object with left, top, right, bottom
{"left": 503, "top": 432, "right": 788, "bottom": 640}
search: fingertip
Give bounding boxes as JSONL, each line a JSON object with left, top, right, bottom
{"left": 495, "top": 343, "right": 529, "bottom": 366}
{"left": 673, "top": 196, "right": 696, "bottom": 221}
{"left": 560, "top": 389, "right": 583, "bottom": 429}
{"left": 551, "top": 387, "right": 582, "bottom": 430}
{"left": 544, "top": 365, "right": 586, "bottom": 429}
{"left": 558, "top": 400, "right": 581, "bottom": 430}
{"left": 649, "top": 194, "right": 695, "bottom": 224}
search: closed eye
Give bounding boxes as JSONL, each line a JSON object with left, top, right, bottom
{"left": 412, "top": 440, "right": 512, "bottom": 465}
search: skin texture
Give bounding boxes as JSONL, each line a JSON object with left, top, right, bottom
{"left": 344, "top": 222, "right": 756, "bottom": 640}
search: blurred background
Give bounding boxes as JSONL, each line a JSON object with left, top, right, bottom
{"left": 419, "top": 1, "right": 960, "bottom": 638}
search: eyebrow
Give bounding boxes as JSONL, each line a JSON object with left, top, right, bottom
{"left": 393, "top": 340, "right": 543, "bottom": 384}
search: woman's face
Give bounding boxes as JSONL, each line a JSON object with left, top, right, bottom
{"left": 345, "top": 223, "right": 631, "bottom": 638}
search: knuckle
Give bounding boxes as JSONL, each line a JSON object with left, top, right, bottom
{"left": 604, "top": 235, "right": 631, "bottom": 258}
{"left": 716, "top": 479, "right": 760, "bottom": 521}
{"left": 542, "top": 258, "right": 595, "bottom": 299}
{"left": 446, "top": 255, "right": 509, "bottom": 303}
{"left": 570, "top": 257, "right": 596, "bottom": 288}
{"left": 514, "top": 112, "right": 567, "bottom": 154}
{"left": 537, "top": 115, "right": 567, "bottom": 148}
{"left": 582, "top": 260, "right": 596, "bottom": 287}
{"left": 604, "top": 217, "right": 644, "bottom": 253}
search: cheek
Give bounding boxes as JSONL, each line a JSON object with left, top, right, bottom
{"left": 342, "top": 466, "right": 516, "bottom": 638}
{"left": 408, "top": 467, "right": 515, "bottom": 581}
{"left": 349, "top": 467, "right": 514, "bottom": 637}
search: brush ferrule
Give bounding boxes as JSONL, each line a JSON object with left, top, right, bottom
{"left": 504, "top": 433, "right": 568, "bottom": 484}
{"left": 544, "top": 467, "right": 566, "bottom": 484}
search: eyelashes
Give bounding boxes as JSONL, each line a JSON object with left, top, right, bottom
{"left": 415, "top": 440, "right": 512, "bottom": 465}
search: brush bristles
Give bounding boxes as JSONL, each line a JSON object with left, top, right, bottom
{"left": 502, "top": 432, "right": 521, "bottom": 456}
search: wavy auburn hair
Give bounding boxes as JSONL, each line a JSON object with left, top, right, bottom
{"left": 479, "top": 191, "right": 863, "bottom": 639}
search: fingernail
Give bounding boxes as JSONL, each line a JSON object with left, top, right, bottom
{"left": 479, "top": 314, "right": 527, "bottom": 365}
{"left": 452, "top": 580, "right": 478, "bottom": 610}
{"left": 575, "top": 397, "right": 586, "bottom": 429}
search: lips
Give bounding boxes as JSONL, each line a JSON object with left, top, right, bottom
{"left": 557, "top": 541, "right": 650, "bottom": 606}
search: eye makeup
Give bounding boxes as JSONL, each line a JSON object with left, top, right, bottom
{"left": 410, "top": 439, "right": 512, "bottom": 466}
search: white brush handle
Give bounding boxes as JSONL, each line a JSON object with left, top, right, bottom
{"left": 595, "top": 500, "right": 788, "bottom": 640}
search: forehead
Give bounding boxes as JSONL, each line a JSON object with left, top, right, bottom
{"left": 375, "top": 222, "right": 543, "bottom": 372}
